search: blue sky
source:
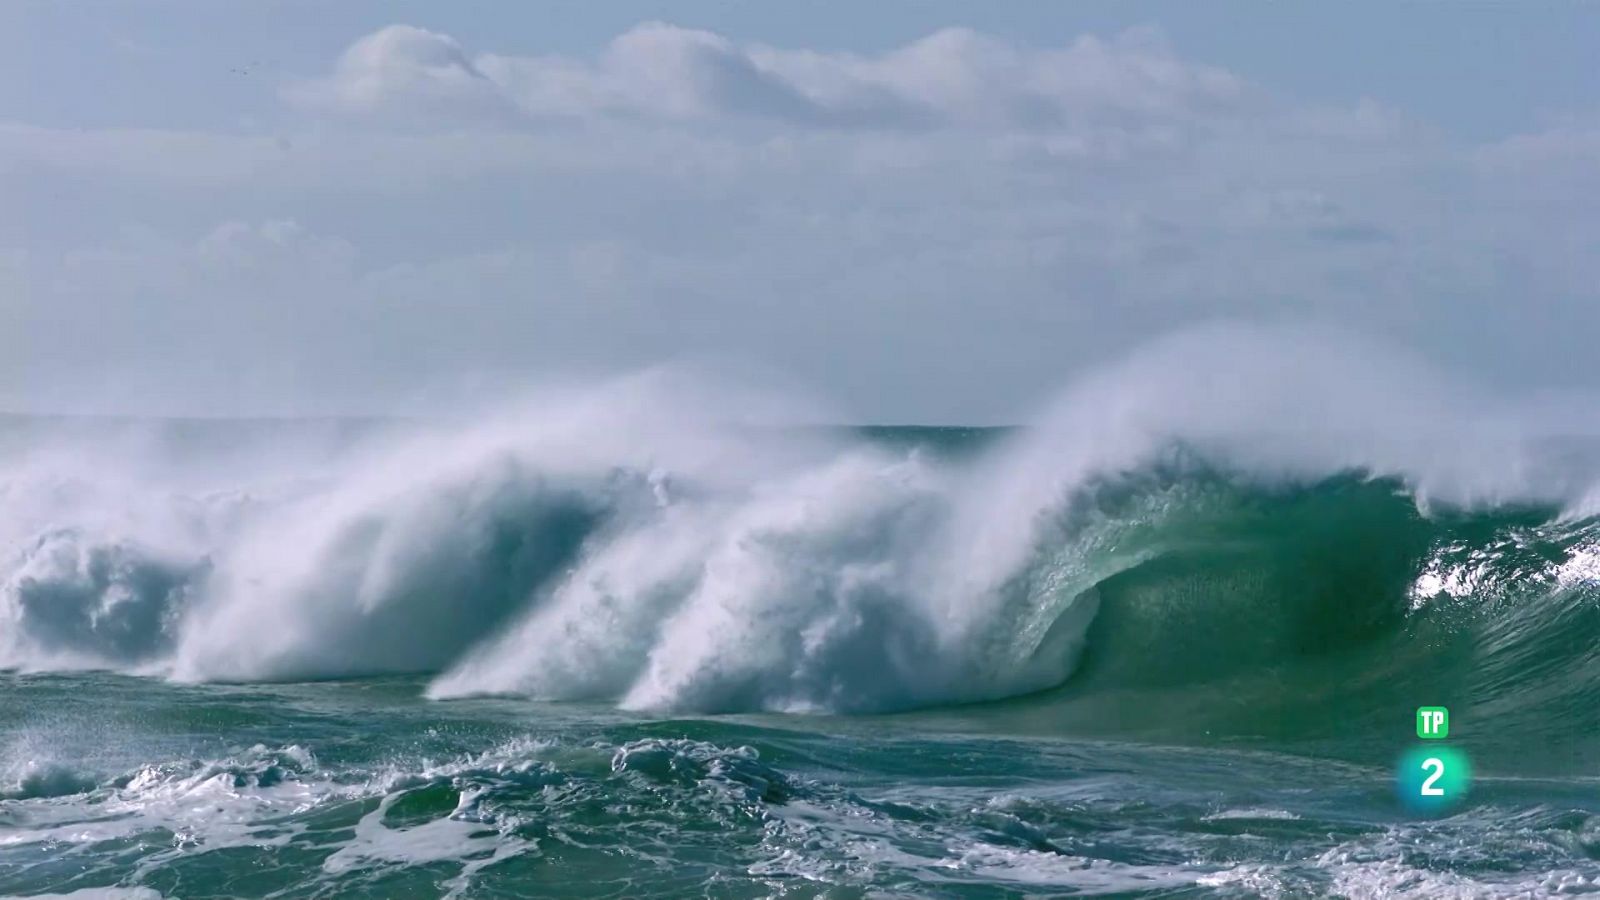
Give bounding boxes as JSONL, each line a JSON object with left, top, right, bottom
{"left": 2, "top": 2, "right": 1598, "bottom": 419}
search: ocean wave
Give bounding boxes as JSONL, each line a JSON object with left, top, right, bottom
{"left": 1, "top": 329, "right": 1597, "bottom": 732}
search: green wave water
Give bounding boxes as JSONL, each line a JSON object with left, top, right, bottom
{"left": 2, "top": 390, "right": 1599, "bottom": 896}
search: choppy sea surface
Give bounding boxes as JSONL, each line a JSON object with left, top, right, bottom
{"left": 2, "top": 672, "right": 1596, "bottom": 898}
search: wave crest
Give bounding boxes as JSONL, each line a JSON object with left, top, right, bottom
{"left": 2, "top": 330, "right": 1598, "bottom": 726}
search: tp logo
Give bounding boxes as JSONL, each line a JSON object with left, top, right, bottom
{"left": 1416, "top": 706, "right": 1448, "bottom": 739}
{"left": 1400, "top": 706, "right": 1469, "bottom": 813}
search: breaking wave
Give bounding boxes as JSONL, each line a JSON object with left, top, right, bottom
{"left": 3, "top": 327, "right": 1599, "bottom": 735}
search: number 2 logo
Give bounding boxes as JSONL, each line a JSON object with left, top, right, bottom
{"left": 1420, "top": 757, "right": 1445, "bottom": 796}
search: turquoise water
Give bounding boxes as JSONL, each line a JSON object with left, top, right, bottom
{"left": 1, "top": 407, "right": 1598, "bottom": 896}
{"left": 1, "top": 672, "right": 1595, "bottom": 898}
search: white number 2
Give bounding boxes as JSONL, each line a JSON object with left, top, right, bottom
{"left": 1420, "top": 757, "right": 1446, "bottom": 796}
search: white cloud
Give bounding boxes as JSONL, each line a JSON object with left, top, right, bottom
{"left": 283, "top": 25, "right": 517, "bottom": 124}
{"left": 753, "top": 26, "right": 1248, "bottom": 128}
{"left": 3, "top": 21, "right": 1597, "bottom": 419}
{"left": 289, "top": 22, "right": 1249, "bottom": 132}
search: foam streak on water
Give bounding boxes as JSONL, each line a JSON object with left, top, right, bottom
{"left": 0, "top": 674, "right": 1596, "bottom": 898}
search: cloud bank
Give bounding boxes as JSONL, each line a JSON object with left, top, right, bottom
{"left": 1, "top": 22, "right": 1595, "bottom": 419}
{"left": 285, "top": 23, "right": 1248, "bottom": 131}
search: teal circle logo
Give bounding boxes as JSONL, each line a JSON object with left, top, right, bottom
{"left": 1396, "top": 745, "right": 1472, "bottom": 814}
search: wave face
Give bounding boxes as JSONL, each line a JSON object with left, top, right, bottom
{"left": 2, "top": 329, "right": 1599, "bottom": 749}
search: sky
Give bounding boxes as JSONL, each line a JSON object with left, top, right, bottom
{"left": 1, "top": 1, "right": 1597, "bottom": 422}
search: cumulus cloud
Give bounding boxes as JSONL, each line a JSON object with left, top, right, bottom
{"left": 753, "top": 26, "right": 1248, "bottom": 128}
{"left": 283, "top": 25, "right": 518, "bottom": 123}
{"left": 288, "top": 22, "right": 1250, "bottom": 131}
